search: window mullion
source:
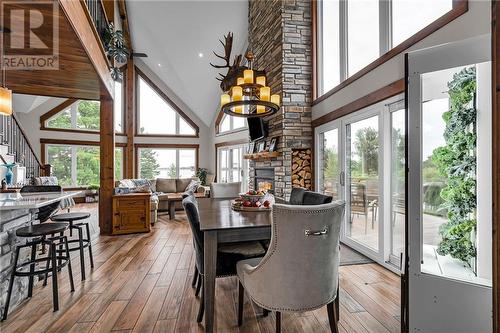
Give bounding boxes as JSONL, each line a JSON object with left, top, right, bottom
{"left": 71, "top": 146, "right": 77, "bottom": 187}
{"left": 379, "top": 0, "right": 392, "bottom": 54}
{"left": 339, "top": 0, "right": 348, "bottom": 81}
{"left": 176, "top": 149, "right": 180, "bottom": 178}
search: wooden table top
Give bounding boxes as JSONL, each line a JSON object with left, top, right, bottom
{"left": 198, "top": 198, "right": 272, "bottom": 231}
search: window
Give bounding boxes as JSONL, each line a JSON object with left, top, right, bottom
{"left": 114, "top": 80, "right": 124, "bottom": 133}
{"left": 137, "top": 147, "right": 197, "bottom": 179}
{"left": 218, "top": 114, "right": 246, "bottom": 134}
{"left": 45, "top": 143, "right": 124, "bottom": 187}
{"left": 316, "top": 0, "right": 455, "bottom": 97}
{"left": 46, "top": 100, "right": 100, "bottom": 132}
{"left": 217, "top": 144, "right": 249, "bottom": 192}
{"left": 136, "top": 74, "right": 197, "bottom": 136}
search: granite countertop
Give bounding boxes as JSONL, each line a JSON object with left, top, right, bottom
{"left": 0, "top": 191, "right": 82, "bottom": 211}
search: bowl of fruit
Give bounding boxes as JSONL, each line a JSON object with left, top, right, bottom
{"left": 232, "top": 190, "right": 272, "bottom": 211}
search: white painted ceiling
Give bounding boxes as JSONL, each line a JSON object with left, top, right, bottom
{"left": 127, "top": 0, "right": 248, "bottom": 126}
{"left": 13, "top": 94, "right": 53, "bottom": 113}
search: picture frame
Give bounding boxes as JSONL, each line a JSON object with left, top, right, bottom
{"left": 257, "top": 141, "right": 266, "bottom": 152}
{"left": 247, "top": 142, "right": 255, "bottom": 154}
{"left": 269, "top": 137, "right": 278, "bottom": 152}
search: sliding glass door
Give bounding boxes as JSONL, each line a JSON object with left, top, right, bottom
{"left": 315, "top": 96, "right": 405, "bottom": 268}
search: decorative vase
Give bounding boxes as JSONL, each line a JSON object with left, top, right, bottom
{"left": 5, "top": 166, "right": 13, "bottom": 185}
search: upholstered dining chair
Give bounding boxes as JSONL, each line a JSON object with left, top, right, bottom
{"left": 236, "top": 201, "right": 345, "bottom": 333}
{"left": 289, "top": 187, "right": 333, "bottom": 205}
{"left": 210, "top": 182, "right": 241, "bottom": 199}
{"left": 182, "top": 194, "right": 266, "bottom": 323}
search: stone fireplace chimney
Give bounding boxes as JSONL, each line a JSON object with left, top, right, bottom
{"left": 248, "top": 0, "right": 312, "bottom": 201}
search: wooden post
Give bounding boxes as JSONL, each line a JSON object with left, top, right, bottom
{"left": 99, "top": 94, "right": 115, "bottom": 235}
{"left": 125, "top": 60, "right": 135, "bottom": 179}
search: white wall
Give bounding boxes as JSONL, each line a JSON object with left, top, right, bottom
{"left": 312, "top": 0, "right": 491, "bottom": 120}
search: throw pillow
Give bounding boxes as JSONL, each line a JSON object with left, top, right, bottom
{"left": 185, "top": 179, "right": 201, "bottom": 193}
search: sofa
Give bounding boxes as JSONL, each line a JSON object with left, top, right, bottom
{"left": 115, "top": 178, "right": 207, "bottom": 223}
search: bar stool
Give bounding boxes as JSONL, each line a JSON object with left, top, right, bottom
{"left": 2, "top": 222, "right": 74, "bottom": 321}
{"left": 51, "top": 212, "right": 94, "bottom": 280}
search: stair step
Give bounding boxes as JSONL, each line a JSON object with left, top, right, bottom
{"left": 0, "top": 154, "right": 15, "bottom": 164}
{"left": 0, "top": 144, "right": 8, "bottom": 156}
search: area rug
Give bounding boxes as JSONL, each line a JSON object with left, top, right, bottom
{"left": 340, "top": 244, "right": 374, "bottom": 266}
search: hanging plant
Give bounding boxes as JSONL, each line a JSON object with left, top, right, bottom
{"left": 103, "top": 23, "right": 129, "bottom": 81}
{"left": 432, "top": 66, "right": 477, "bottom": 266}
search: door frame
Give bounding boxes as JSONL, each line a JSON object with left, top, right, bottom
{"left": 406, "top": 34, "right": 492, "bottom": 332}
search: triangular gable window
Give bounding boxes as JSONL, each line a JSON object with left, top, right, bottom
{"left": 136, "top": 72, "right": 198, "bottom": 136}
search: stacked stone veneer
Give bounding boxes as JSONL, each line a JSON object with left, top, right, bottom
{"left": 248, "top": 0, "right": 312, "bottom": 200}
{"left": 0, "top": 209, "right": 38, "bottom": 318}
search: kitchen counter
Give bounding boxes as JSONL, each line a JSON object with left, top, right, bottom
{"left": 0, "top": 191, "right": 81, "bottom": 211}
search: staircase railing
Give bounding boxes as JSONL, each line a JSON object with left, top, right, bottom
{"left": 84, "top": 0, "right": 109, "bottom": 45}
{"left": 0, "top": 114, "right": 49, "bottom": 180}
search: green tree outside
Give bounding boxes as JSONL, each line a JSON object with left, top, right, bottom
{"left": 140, "top": 149, "right": 160, "bottom": 179}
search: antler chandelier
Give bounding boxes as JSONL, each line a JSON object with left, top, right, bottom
{"left": 211, "top": 33, "right": 280, "bottom": 118}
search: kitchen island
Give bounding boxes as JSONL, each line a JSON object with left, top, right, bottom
{"left": 0, "top": 191, "right": 81, "bottom": 318}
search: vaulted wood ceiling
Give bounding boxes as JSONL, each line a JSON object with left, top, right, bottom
{"left": 3, "top": 1, "right": 112, "bottom": 101}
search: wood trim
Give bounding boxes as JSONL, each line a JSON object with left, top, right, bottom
{"left": 125, "top": 60, "right": 135, "bottom": 178}
{"left": 133, "top": 143, "right": 200, "bottom": 179}
{"left": 312, "top": 0, "right": 468, "bottom": 105}
{"left": 59, "top": 0, "right": 113, "bottom": 97}
{"left": 101, "top": 0, "right": 114, "bottom": 23}
{"left": 39, "top": 99, "right": 77, "bottom": 125}
{"left": 117, "top": 0, "right": 132, "bottom": 49}
{"left": 134, "top": 134, "right": 199, "bottom": 139}
{"left": 134, "top": 67, "right": 200, "bottom": 137}
{"left": 214, "top": 111, "right": 225, "bottom": 134}
{"left": 492, "top": 1, "right": 499, "bottom": 331}
{"left": 214, "top": 138, "right": 249, "bottom": 185}
{"left": 41, "top": 138, "right": 125, "bottom": 147}
{"left": 311, "top": 79, "right": 405, "bottom": 128}
{"left": 40, "top": 127, "right": 100, "bottom": 135}
{"left": 311, "top": 0, "right": 318, "bottom": 101}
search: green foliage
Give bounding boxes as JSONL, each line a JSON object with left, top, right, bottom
{"left": 48, "top": 146, "right": 72, "bottom": 187}
{"left": 115, "top": 148, "right": 123, "bottom": 180}
{"left": 76, "top": 147, "right": 100, "bottom": 186}
{"left": 76, "top": 101, "right": 100, "bottom": 130}
{"left": 323, "top": 147, "right": 338, "bottom": 180}
{"left": 431, "top": 67, "right": 477, "bottom": 266}
{"left": 350, "top": 127, "right": 379, "bottom": 179}
{"left": 166, "top": 163, "right": 177, "bottom": 178}
{"left": 47, "top": 109, "right": 71, "bottom": 129}
{"left": 104, "top": 23, "right": 129, "bottom": 81}
{"left": 140, "top": 149, "right": 160, "bottom": 179}
{"left": 196, "top": 168, "right": 208, "bottom": 185}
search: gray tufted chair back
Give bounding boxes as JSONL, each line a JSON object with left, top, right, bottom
{"left": 238, "top": 201, "right": 345, "bottom": 312}
{"left": 210, "top": 182, "right": 241, "bottom": 199}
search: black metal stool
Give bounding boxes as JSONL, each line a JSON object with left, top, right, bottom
{"left": 2, "top": 222, "right": 74, "bottom": 321}
{"left": 51, "top": 212, "right": 94, "bottom": 280}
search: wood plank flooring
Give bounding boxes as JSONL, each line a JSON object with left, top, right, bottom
{"left": 0, "top": 206, "right": 401, "bottom": 333}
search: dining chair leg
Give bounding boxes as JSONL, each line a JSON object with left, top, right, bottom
{"left": 275, "top": 311, "right": 281, "bottom": 333}
{"left": 197, "top": 281, "right": 204, "bottom": 323}
{"left": 195, "top": 274, "right": 202, "bottom": 296}
{"left": 327, "top": 301, "right": 339, "bottom": 333}
{"left": 192, "top": 267, "right": 198, "bottom": 287}
{"left": 237, "top": 281, "right": 244, "bottom": 326}
{"left": 263, "top": 308, "right": 269, "bottom": 317}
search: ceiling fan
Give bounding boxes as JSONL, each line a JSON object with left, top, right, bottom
{"left": 130, "top": 52, "right": 148, "bottom": 59}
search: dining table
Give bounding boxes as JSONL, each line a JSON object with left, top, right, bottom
{"left": 198, "top": 198, "right": 272, "bottom": 333}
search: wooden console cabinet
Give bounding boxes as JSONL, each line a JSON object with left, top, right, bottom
{"left": 112, "top": 193, "right": 151, "bottom": 235}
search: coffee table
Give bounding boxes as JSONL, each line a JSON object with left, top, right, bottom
{"left": 167, "top": 193, "right": 205, "bottom": 219}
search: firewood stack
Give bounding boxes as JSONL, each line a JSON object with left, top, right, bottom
{"left": 291, "top": 149, "right": 312, "bottom": 190}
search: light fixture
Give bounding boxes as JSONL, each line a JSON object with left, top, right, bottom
{"left": 0, "top": 28, "right": 12, "bottom": 116}
{"left": 211, "top": 33, "right": 280, "bottom": 119}
{"left": 198, "top": 52, "right": 204, "bottom": 58}
{"left": 158, "top": 63, "right": 162, "bottom": 67}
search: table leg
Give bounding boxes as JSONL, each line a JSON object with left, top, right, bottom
{"left": 168, "top": 201, "right": 176, "bottom": 220}
{"left": 204, "top": 230, "right": 217, "bottom": 333}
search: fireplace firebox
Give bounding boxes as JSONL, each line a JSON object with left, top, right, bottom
{"left": 254, "top": 167, "right": 275, "bottom": 193}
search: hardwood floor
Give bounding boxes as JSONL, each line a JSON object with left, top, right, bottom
{"left": 0, "top": 205, "right": 401, "bottom": 333}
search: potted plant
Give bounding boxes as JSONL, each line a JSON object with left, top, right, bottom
{"left": 86, "top": 184, "right": 100, "bottom": 195}
{"left": 196, "top": 168, "right": 208, "bottom": 186}
{"left": 103, "top": 23, "right": 129, "bottom": 81}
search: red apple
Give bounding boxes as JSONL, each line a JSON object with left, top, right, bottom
{"left": 263, "top": 200, "right": 270, "bottom": 208}
{"left": 254, "top": 201, "right": 262, "bottom": 207}
{"left": 243, "top": 200, "right": 252, "bottom": 207}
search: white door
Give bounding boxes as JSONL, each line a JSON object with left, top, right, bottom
{"left": 407, "top": 35, "right": 492, "bottom": 332}
{"left": 315, "top": 120, "right": 343, "bottom": 201}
